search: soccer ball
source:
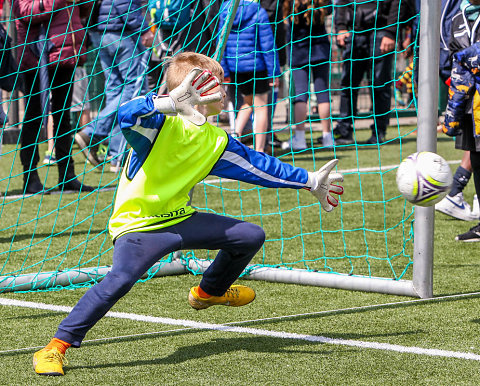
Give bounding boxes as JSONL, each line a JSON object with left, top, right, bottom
{"left": 396, "top": 151, "right": 453, "bottom": 206}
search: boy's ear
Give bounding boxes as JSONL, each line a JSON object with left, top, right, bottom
{"left": 196, "top": 105, "right": 208, "bottom": 116}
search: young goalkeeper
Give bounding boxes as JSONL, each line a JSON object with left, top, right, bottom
{"left": 33, "top": 52, "right": 344, "bottom": 376}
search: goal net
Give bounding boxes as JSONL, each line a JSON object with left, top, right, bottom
{"left": 0, "top": 0, "right": 437, "bottom": 297}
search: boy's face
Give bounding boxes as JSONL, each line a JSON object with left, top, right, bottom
{"left": 204, "top": 81, "right": 226, "bottom": 117}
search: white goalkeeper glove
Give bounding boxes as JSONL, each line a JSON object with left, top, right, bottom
{"left": 153, "top": 68, "right": 222, "bottom": 126}
{"left": 307, "top": 159, "right": 344, "bottom": 212}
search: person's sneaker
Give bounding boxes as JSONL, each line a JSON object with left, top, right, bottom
{"left": 188, "top": 285, "right": 256, "bottom": 310}
{"left": 43, "top": 150, "right": 57, "bottom": 165}
{"left": 61, "top": 178, "right": 95, "bottom": 192}
{"left": 365, "top": 132, "right": 386, "bottom": 144}
{"left": 332, "top": 127, "right": 354, "bottom": 145}
{"left": 267, "top": 133, "right": 282, "bottom": 148}
{"left": 455, "top": 223, "right": 480, "bottom": 242}
{"left": 472, "top": 194, "right": 479, "bottom": 220}
{"left": 281, "top": 135, "right": 307, "bottom": 151}
{"left": 322, "top": 132, "right": 334, "bottom": 148}
{"left": 23, "top": 172, "right": 45, "bottom": 194}
{"left": 96, "top": 143, "right": 109, "bottom": 163}
{"left": 435, "top": 192, "right": 477, "bottom": 221}
{"left": 333, "top": 131, "right": 354, "bottom": 145}
{"left": 33, "top": 347, "right": 68, "bottom": 376}
{"left": 74, "top": 131, "right": 100, "bottom": 166}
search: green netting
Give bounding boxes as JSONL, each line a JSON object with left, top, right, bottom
{"left": 0, "top": 0, "right": 420, "bottom": 293}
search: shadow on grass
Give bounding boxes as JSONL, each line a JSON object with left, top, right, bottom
{"left": 0, "top": 228, "right": 108, "bottom": 243}
{"left": 5, "top": 311, "right": 60, "bottom": 320}
{"left": 68, "top": 336, "right": 342, "bottom": 372}
{"left": 66, "top": 328, "right": 423, "bottom": 372}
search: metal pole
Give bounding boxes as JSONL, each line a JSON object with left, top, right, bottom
{"left": 213, "top": 0, "right": 241, "bottom": 62}
{"left": 0, "top": 260, "right": 188, "bottom": 292}
{"left": 412, "top": 0, "right": 441, "bottom": 299}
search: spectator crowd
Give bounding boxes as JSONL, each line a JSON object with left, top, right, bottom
{"left": 7, "top": 0, "right": 480, "bottom": 241}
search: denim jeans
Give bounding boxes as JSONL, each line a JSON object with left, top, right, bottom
{"left": 84, "top": 30, "right": 149, "bottom": 161}
{"left": 335, "top": 31, "right": 394, "bottom": 137}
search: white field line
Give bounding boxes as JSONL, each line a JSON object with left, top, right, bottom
{"left": 1, "top": 296, "right": 480, "bottom": 361}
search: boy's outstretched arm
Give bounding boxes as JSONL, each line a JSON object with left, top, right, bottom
{"left": 210, "top": 138, "right": 344, "bottom": 212}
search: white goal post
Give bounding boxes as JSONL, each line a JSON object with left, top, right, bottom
{"left": 0, "top": 0, "right": 440, "bottom": 298}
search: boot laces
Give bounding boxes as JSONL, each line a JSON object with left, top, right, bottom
{"left": 224, "top": 287, "right": 240, "bottom": 299}
{"left": 44, "top": 349, "right": 68, "bottom": 366}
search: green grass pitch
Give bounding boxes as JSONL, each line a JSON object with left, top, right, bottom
{"left": 1, "top": 126, "right": 480, "bottom": 384}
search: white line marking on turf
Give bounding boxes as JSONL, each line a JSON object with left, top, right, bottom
{"left": 2, "top": 295, "right": 480, "bottom": 361}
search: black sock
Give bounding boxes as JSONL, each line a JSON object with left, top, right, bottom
{"left": 449, "top": 166, "right": 471, "bottom": 197}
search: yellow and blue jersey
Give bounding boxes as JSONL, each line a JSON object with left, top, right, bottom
{"left": 109, "top": 92, "right": 310, "bottom": 240}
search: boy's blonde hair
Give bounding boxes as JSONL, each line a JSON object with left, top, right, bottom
{"left": 165, "top": 52, "right": 224, "bottom": 91}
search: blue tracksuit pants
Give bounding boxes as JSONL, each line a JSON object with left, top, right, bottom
{"left": 55, "top": 212, "right": 265, "bottom": 347}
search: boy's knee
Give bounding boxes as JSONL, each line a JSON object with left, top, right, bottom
{"left": 239, "top": 222, "right": 265, "bottom": 251}
{"left": 101, "top": 271, "right": 137, "bottom": 300}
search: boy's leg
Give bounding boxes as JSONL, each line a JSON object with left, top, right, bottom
{"left": 436, "top": 132, "right": 475, "bottom": 221}
{"left": 369, "top": 31, "right": 394, "bottom": 143}
{"left": 176, "top": 212, "right": 265, "bottom": 296}
{"left": 335, "top": 35, "right": 368, "bottom": 143}
{"left": 34, "top": 230, "right": 182, "bottom": 375}
{"left": 312, "top": 63, "right": 332, "bottom": 146}
{"left": 235, "top": 95, "right": 254, "bottom": 137}
{"left": 54, "top": 230, "right": 182, "bottom": 347}
{"left": 450, "top": 151, "right": 472, "bottom": 197}
{"left": 456, "top": 150, "right": 480, "bottom": 241}
{"left": 252, "top": 92, "right": 269, "bottom": 152}
{"left": 471, "top": 151, "right": 480, "bottom": 199}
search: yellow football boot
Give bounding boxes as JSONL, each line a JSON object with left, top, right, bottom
{"left": 33, "top": 347, "right": 68, "bottom": 376}
{"left": 188, "top": 285, "right": 256, "bottom": 310}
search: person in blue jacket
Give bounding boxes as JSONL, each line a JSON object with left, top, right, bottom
{"left": 74, "top": 0, "right": 151, "bottom": 171}
{"left": 282, "top": 0, "right": 333, "bottom": 151}
{"left": 219, "top": 0, "right": 281, "bottom": 153}
{"left": 441, "top": 0, "right": 480, "bottom": 238}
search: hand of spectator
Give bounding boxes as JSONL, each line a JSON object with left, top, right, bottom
{"left": 307, "top": 159, "right": 344, "bottom": 212}
{"left": 402, "top": 36, "right": 412, "bottom": 58}
{"left": 269, "top": 78, "right": 279, "bottom": 87}
{"left": 336, "top": 30, "right": 350, "bottom": 48}
{"left": 168, "top": 68, "right": 222, "bottom": 125}
{"left": 441, "top": 116, "right": 463, "bottom": 137}
{"left": 454, "top": 43, "right": 480, "bottom": 71}
{"left": 380, "top": 36, "right": 396, "bottom": 54}
{"left": 142, "top": 30, "right": 155, "bottom": 48}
